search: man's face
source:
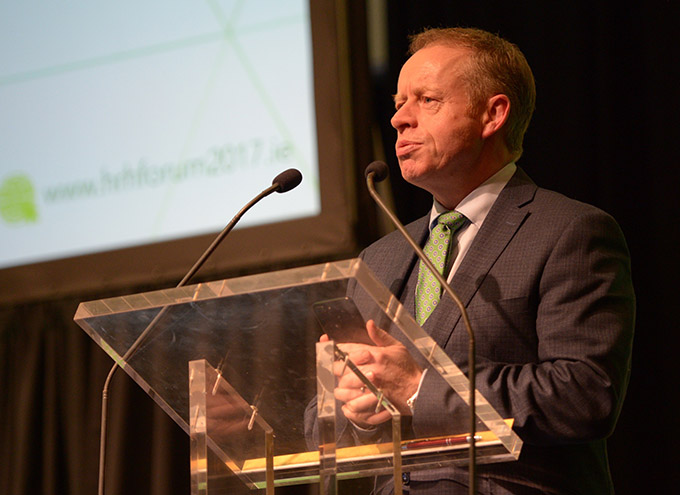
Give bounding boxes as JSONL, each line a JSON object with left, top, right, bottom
{"left": 391, "top": 45, "right": 485, "bottom": 195}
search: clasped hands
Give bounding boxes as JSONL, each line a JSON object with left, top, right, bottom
{"left": 320, "top": 320, "right": 423, "bottom": 429}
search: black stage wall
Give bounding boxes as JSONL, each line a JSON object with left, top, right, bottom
{"left": 378, "top": 3, "right": 679, "bottom": 494}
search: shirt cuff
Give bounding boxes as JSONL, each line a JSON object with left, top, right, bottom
{"left": 406, "top": 369, "right": 428, "bottom": 414}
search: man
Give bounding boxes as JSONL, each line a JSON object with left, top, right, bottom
{"left": 306, "top": 27, "right": 635, "bottom": 494}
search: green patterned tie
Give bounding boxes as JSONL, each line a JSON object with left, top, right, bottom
{"left": 416, "top": 211, "right": 466, "bottom": 325}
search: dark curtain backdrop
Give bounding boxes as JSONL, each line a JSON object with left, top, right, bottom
{"left": 377, "top": 2, "right": 680, "bottom": 494}
{"left": 0, "top": 295, "right": 191, "bottom": 495}
{"left": 1, "top": 2, "right": 678, "bottom": 494}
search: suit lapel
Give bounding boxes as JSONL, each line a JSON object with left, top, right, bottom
{"left": 424, "top": 168, "right": 538, "bottom": 348}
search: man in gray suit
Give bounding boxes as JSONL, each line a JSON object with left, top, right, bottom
{"left": 310, "top": 27, "right": 635, "bottom": 494}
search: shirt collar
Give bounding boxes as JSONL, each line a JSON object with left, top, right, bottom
{"left": 429, "top": 162, "right": 517, "bottom": 230}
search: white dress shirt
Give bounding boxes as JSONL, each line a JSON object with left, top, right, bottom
{"left": 428, "top": 162, "right": 517, "bottom": 282}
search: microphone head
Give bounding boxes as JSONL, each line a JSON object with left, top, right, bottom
{"left": 365, "top": 161, "right": 389, "bottom": 183}
{"left": 273, "top": 168, "right": 303, "bottom": 193}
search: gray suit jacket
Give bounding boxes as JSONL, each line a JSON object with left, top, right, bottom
{"left": 344, "top": 168, "right": 635, "bottom": 494}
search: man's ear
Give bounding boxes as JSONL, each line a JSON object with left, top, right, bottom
{"left": 481, "top": 94, "right": 511, "bottom": 139}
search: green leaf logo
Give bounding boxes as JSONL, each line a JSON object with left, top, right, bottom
{"left": 0, "top": 174, "right": 39, "bottom": 224}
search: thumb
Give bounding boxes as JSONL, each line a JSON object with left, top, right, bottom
{"left": 366, "top": 320, "right": 399, "bottom": 347}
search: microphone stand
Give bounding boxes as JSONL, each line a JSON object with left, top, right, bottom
{"left": 366, "top": 168, "right": 477, "bottom": 495}
{"left": 97, "top": 170, "right": 301, "bottom": 495}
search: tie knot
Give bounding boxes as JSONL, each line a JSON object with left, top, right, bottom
{"left": 435, "top": 210, "right": 465, "bottom": 231}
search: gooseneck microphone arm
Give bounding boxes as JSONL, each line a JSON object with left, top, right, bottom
{"left": 177, "top": 167, "right": 303, "bottom": 287}
{"left": 97, "top": 168, "right": 302, "bottom": 495}
{"left": 364, "top": 161, "right": 477, "bottom": 495}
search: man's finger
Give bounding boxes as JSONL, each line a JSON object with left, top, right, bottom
{"left": 366, "top": 319, "right": 400, "bottom": 347}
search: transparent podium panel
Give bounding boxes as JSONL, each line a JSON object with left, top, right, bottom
{"left": 189, "top": 359, "right": 275, "bottom": 494}
{"left": 74, "top": 258, "right": 522, "bottom": 491}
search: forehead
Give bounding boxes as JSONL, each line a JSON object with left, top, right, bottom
{"left": 396, "top": 44, "right": 471, "bottom": 93}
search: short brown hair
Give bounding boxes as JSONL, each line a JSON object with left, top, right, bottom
{"left": 409, "top": 27, "right": 536, "bottom": 159}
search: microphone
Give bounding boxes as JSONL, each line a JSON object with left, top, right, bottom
{"left": 273, "top": 168, "right": 303, "bottom": 193}
{"left": 96, "top": 169, "right": 302, "bottom": 495}
{"left": 365, "top": 161, "right": 478, "bottom": 495}
{"left": 365, "top": 160, "right": 389, "bottom": 182}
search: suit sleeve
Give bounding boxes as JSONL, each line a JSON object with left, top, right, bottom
{"left": 411, "top": 209, "right": 635, "bottom": 445}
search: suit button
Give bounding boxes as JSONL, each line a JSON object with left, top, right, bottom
{"left": 402, "top": 472, "right": 410, "bottom": 485}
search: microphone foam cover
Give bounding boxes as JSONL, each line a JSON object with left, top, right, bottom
{"left": 273, "top": 168, "right": 303, "bottom": 193}
{"left": 365, "top": 161, "right": 389, "bottom": 182}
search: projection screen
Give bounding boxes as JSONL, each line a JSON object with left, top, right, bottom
{"left": 0, "top": 0, "right": 358, "bottom": 303}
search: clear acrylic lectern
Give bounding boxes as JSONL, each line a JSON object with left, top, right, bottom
{"left": 74, "top": 259, "right": 522, "bottom": 494}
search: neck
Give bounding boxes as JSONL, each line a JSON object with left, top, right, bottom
{"left": 433, "top": 141, "right": 513, "bottom": 208}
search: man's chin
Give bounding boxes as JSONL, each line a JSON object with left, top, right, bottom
{"left": 399, "top": 161, "right": 430, "bottom": 187}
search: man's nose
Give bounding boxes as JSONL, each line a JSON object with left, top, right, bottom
{"left": 391, "top": 101, "right": 416, "bottom": 131}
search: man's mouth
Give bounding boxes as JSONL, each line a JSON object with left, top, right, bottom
{"left": 396, "top": 140, "right": 421, "bottom": 157}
